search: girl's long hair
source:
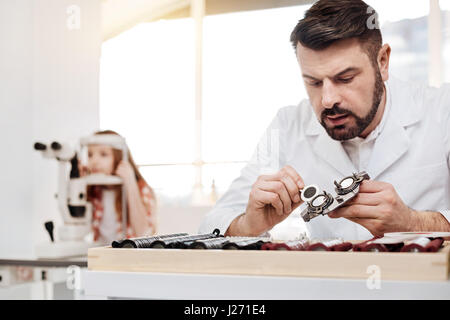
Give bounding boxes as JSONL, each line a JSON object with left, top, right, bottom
{"left": 87, "top": 130, "right": 156, "bottom": 229}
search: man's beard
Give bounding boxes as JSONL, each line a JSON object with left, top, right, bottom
{"left": 320, "top": 70, "right": 384, "bottom": 141}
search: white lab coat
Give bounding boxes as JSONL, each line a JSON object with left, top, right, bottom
{"left": 199, "top": 76, "right": 450, "bottom": 240}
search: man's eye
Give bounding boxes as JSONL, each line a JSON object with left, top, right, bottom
{"left": 309, "top": 81, "right": 322, "bottom": 87}
{"left": 339, "top": 77, "right": 354, "bottom": 83}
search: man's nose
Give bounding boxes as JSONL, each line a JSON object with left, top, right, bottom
{"left": 321, "top": 80, "right": 341, "bottom": 109}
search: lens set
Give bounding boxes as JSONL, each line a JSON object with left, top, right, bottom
{"left": 300, "top": 171, "right": 370, "bottom": 222}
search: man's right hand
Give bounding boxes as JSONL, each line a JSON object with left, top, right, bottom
{"left": 225, "top": 165, "right": 305, "bottom": 236}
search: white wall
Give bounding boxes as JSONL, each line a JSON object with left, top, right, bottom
{"left": 0, "top": 0, "right": 101, "bottom": 257}
{"left": 0, "top": 0, "right": 34, "bottom": 258}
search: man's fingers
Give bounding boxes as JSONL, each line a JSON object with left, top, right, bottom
{"left": 279, "top": 175, "right": 302, "bottom": 203}
{"left": 346, "top": 193, "right": 382, "bottom": 206}
{"left": 259, "top": 181, "right": 292, "bottom": 214}
{"left": 260, "top": 166, "right": 304, "bottom": 189}
{"left": 261, "top": 166, "right": 303, "bottom": 202}
{"left": 281, "top": 165, "right": 305, "bottom": 189}
{"left": 328, "top": 204, "right": 380, "bottom": 219}
{"left": 358, "top": 180, "right": 390, "bottom": 193}
{"left": 253, "top": 189, "right": 284, "bottom": 216}
{"left": 254, "top": 165, "right": 305, "bottom": 216}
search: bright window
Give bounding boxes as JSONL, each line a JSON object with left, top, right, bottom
{"left": 364, "top": 0, "right": 430, "bottom": 84}
{"left": 100, "top": 19, "right": 196, "bottom": 165}
{"left": 202, "top": 7, "right": 308, "bottom": 163}
{"left": 100, "top": 5, "right": 309, "bottom": 204}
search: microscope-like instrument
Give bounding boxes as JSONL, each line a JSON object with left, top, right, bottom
{"left": 34, "top": 134, "right": 128, "bottom": 258}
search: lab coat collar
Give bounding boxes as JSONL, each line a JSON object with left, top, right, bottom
{"left": 304, "top": 76, "right": 423, "bottom": 178}
{"left": 366, "top": 77, "right": 423, "bottom": 179}
{"left": 386, "top": 76, "right": 422, "bottom": 128}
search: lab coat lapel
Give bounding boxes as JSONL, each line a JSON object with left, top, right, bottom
{"left": 366, "top": 77, "right": 421, "bottom": 180}
{"left": 366, "top": 117, "right": 410, "bottom": 180}
{"left": 307, "top": 120, "right": 358, "bottom": 177}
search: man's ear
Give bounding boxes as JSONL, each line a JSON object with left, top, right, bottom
{"left": 378, "top": 44, "right": 391, "bottom": 82}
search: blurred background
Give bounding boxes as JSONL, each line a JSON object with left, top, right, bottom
{"left": 1, "top": 0, "right": 449, "bottom": 258}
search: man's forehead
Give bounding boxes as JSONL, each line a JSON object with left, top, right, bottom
{"left": 296, "top": 39, "right": 368, "bottom": 78}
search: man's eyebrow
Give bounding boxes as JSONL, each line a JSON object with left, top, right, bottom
{"left": 302, "top": 67, "right": 360, "bottom": 81}
{"left": 302, "top": 74, "right": 320, "bottom": 81}
{"left": 334, "top": 67, "right": 360, "bottom": 77}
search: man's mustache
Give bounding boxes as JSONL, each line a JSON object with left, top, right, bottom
{"left": 321, "top": 104, "right": 354, "bottom": 118}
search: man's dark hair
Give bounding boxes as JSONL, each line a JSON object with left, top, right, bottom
{"left": 290, "top": 0, "right": 382, "bottom": 67}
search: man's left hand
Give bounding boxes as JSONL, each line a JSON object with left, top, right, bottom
{"left": 328, "top": 180, "right": 416, "bottom": 237}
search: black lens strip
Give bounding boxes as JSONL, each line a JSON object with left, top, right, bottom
{"left": 112, "top": 232, "right": 189, "bottom": 248}
{"left": 222, "top": 239, "right": 268, "bottom": 250}
{"left": 150, "top": 229, "right": 222, "bottom": 249}
{"left": 188, "top": 237, "right": 231, "bottom": 249}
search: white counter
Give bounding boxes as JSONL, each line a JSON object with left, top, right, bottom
{"left": 82, "top": 270, "right": 450, "bottom": 300}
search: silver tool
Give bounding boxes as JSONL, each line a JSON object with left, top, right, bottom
{"left": 300, "top": 171, "right": 370, "bottom": 222}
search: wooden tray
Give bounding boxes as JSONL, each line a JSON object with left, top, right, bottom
{"left": 88, "top": 241, "right": 450, "bottom": 281}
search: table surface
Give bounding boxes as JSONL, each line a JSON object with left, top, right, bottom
{"left": 82, "top": 270, "right": 450, "bottom": 300}
{"left": 0, "top": 256, "right": 88, "bottom": 268}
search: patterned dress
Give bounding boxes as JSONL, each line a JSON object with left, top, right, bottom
{"left": 89, "top": 179, "right": 156, "bottom": 241}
